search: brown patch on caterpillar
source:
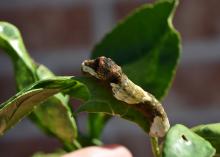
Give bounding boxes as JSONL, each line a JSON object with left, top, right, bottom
{"left": 133, "top": 101, "right": 163, "bottom": 122}
{"left": 132, "top": 100, "right": 169, "bottom": 137}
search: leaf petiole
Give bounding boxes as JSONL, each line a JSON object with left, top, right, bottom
{"left": 150, "top": 137, "right": 160, "bottom": 157}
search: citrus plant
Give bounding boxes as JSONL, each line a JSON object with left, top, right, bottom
{"left": 0, "top": 0, "right": 219, "bottom": 156}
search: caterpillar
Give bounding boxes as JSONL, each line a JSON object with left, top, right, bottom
{"left": 81, "top": 56, "right": 170, "bottom": 137}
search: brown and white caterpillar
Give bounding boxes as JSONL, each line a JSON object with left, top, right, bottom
{"left": 81, "top": 56, "right": 170, "bottom": 137}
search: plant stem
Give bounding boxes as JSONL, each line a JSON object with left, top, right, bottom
{"left": 150, "top": 137, "right": 160, "bottom": 157}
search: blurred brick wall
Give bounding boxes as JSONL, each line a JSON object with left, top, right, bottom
{"left": 0, "top": 6, "right": 91, "bottom": 51}
{"left": 0, "top": 0, "right": 220, "bottom": 157}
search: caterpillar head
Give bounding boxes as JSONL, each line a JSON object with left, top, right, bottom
{"left": 81, "top": 56, "right": 123, "bottom": 83}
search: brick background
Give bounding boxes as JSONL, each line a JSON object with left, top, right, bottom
{"left": 0, "top": 6, "right": 91, "bottom": 51}
{"left": 115, "top": 0, "right": 220, "bottom": 41}
{"left": 0, "top": 137, "right": 61, "bottom": 157}
{"left": 174, "top": 0, "right": 220, "bottom": 41}
{"left": 0, "top": 0, "right": 220, "bottom": 157}
{"left": 174, "top": 63, "right": 220, "bottom": 106}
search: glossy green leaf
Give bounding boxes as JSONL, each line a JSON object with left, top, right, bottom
{"left": 92, "top": 0, "right": 181, "bottom": 100}
{"left": 0, "top": 22, "right": 36, "bottom": 88}
{"left": 90, "top": 0, "right": 180, "bottom": 139}
{"left": 162, "top": 124, "right": 216, "bottom": 157}
{"left": 192, "top": 123, "right": 220, "bottom": 155}
{"left": 0, "top": 77, "right": 79, "bottom": 134}
{"left": 32, "top": 65, "right": 79, "bottom": 150}
{"left": 0, "top": 76, "right": 89, "bottom": 151}
{"left": 0, "top": 22, "right": 78, "bottom": 149}
{"left": 0, "top": 75, "right": 152, "bottom": 138}
{"left": 88, "top": 113, "right": 110, "bottom": 139}
{"left": 75, "top": 77, "right": 152, "bottom": 133}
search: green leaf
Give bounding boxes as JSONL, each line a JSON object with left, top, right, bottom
{"left": 90, "top": 0, "right": 180, "bottom": 139}
{"left": 92, "top": 0, "right": 180, "bottom": 100}
{"left": 0, "top": 77, "right": 73, "bottom": 131}
{"left": 32, "top": 152, "right": 64, "bottom": 157}
{"left": 32, "top": 150, "right": 66, "bottom": 157}
{"left": 162, "top": 124, "right": 216, "bottom": 157}
{"left": 0, "top": 22, "right": 78, "bottom": 149}
{"left": 0, "top": 22, "right": 36, "bottom": 89}
{"left": 0, "top": 75, "right": 150, "bottom": 137}
{"left": 75, "top": 77, "right": 152, "bottom": 134}
{"left": 32, "top": 65, "right": 79, "bottom": 150}
{"left": 192, "top": 123, "right": 220, "bottom": 155}
{"left": 88, "top": 113, "right": 111, "bottom": 139}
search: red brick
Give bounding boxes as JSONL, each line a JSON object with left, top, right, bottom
{"left": 174, "top": 0, "right": 220, "bottom": 41}
{"left": 115, "top": 1, "right": 153, "bottom": 21}
{"left": 0, "top": 137, "right": 61, "bottom": 157}
{"left": 0, "top": 5, "right": 92, "bottom": 51}
{"left": 0, "top": 75, "right": 16, "bottom": 103}
{"left": 173, "top": 62, "right": 220, "bottom": 106}
{"left": 115, "top": 0, "right": 220, "bottom": 41}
